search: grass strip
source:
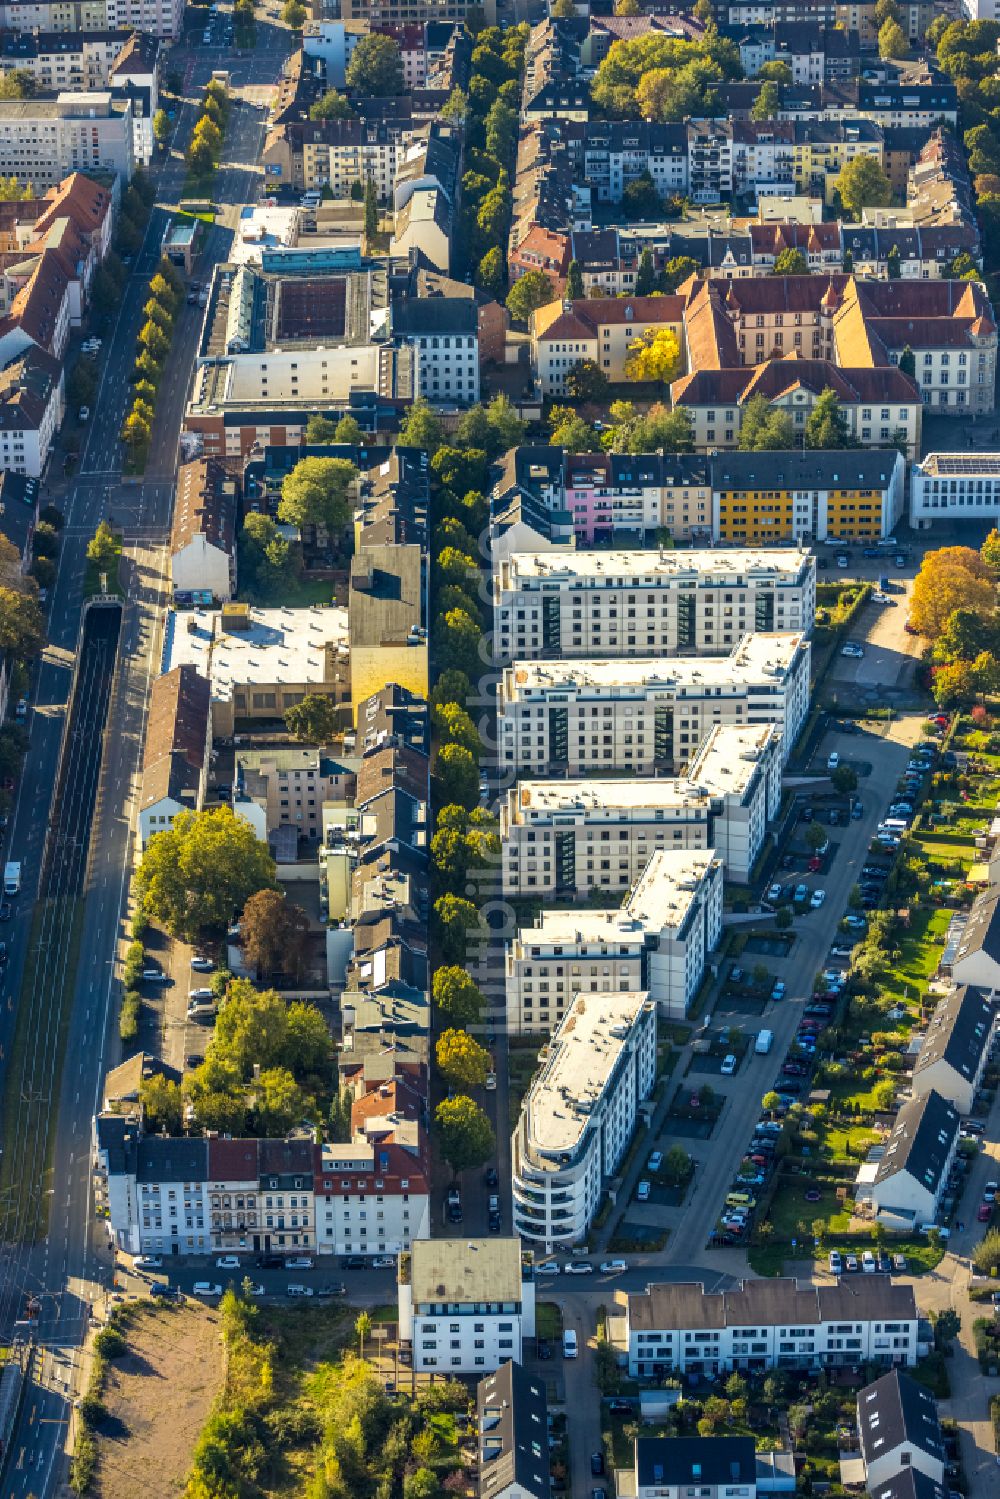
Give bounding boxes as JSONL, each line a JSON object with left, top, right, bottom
{"left": 0, "top": 896, "right": 85, "bottom": 1242}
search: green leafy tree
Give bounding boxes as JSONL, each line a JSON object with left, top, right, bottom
{"left": 759, "top": 60, "right": 792, "bottom": 81}
{"left": 507, "top": 269, "right": 556, "bottom": 322}
{"left": 805, "top": 389, "right": 854, "bottom": 449}
{"left": 281, "top": 0, "right": 306, "bottom": 24}
{"left": 476, "top": 245, "right": 504, "bottom": 297}
{"left": 364, "top": 176, "right": 379, "bottom": 241}
{"left": 879, "top": 18, "right": 908, "bottom": 56}
{"left": 278, "top": 456, "right": 357, "bottom": 532}
{"left": 398, "top": 397, "right": 445, "bottom": 452}
{"left": 738, "top": 393, "right": 796, "bottom": 451}
{"left": 835, "top": 154, "right": 892, "bottom": 219}
{"left": 346, "top": 34, "right": 405, "bottom": 95}
{"left": 136, "top": 806, "right": 277, "bottom": 942}
{"left": 433, "top": 966, "right": 486, "bottom": 1026}
{"left": 435, "top": 1095, "right": 495, "bottom": 1175}
{"left": 566, "top": 258, "right": 584, "bottom": 299}
{"left": 254, "top": 1066, "right": 307, "bottom": 1135}
{"left": 433, "top": 702, "right": 483, "bottom": 756}
{"left": 831, "top": 764, "right": 859, "bottom": 793}
{"left": 139, "top": 1074, "right": 184, "bottom": 1133}
{"left": 434, "top": 607, "right": 482, "bottom": 679}
{"left": 435, "top": 743, "right": 480, "bottom": 810}
{"left": 436, "top": 1028, "right": 491, "bottom": 1089}
{"left": 153, "top": 109, "right": 171, "bottom": 146}
{"left": 309, "top": 89, "right": 353, "bottom": 121}
{"left": 87, "top": 520, "right": 119, "bottom": 571}
{"left": 774, "top": 247, "right": 809, "bottom": 274}
{"left": 566, "top": 359, "right": 610, "bottom": 403}
{"left": 305, "top": 413, "right": 339, "bottom": 443}
{"left": 284, "top": 692, "right": 339, "bottom": 743}
{"left": 434, "top": 894, "right": 482, "bottom": 964}
{"left": 0, "top": 69, "right": 36, "bottom": 98}
{"left": 635, "top": 247, "right": 656, "bottom": 294}
{"left": 334, "top": 414, "right": 364, "bottom": 444}
{"left": 752, "top": 80, "right": 781, "bottom": 119}
{"left": 899, "top": 344, "right": 915, "bottom": 378}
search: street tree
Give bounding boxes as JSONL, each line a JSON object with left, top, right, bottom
{"left": 278, "top": 456, "right": 357, "bottom": 533}
{"left": 433, "top": 702, "right": 483, "bottom": 757}
{"left": 433, "top": 894, "right": 482, "bottom": 964}
{"left": 136, "top": 805, "right": 277, "bottom": 942}
{"left": 831, "top": 764, "right": 859, "bottom": 793}
{"left": 910, "top": 548, "right": 996, "bottom": 637}
{"left": 284, "top": 692, "right": 339, "bottom": 743}
{"left": 433, "top": 966, "right": 486, "bottom": 1026}
{"left": 435, "top": 743, "right": 480, "bottom": 811}
{"left": 752, "top": 80, "right": 780, "bottom": 120}
{"left": 153, "top": 109, "right": 171, "bottom": 146}
{"left": 436, "top": 1029, "right": 490, "bottom": 1090}
{"left": 240, "top": 888, "right": 309, "bottom": 979}
{"left": 305, "top": 414, "right": 339, "bottom": 443}
{"left": 435, "top": 1095, "right": 495, "bottom": 1175}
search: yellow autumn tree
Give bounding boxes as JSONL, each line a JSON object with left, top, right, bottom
{"left": 624, "top": 326, "right": 681, "bottom": 385}
{"left": 909, "top": 548, "right": 996, "bottom": 638}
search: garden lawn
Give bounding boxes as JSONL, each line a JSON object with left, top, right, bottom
{"left": 876, "top": 904, "right": 952, "bottom": 1009}
{"left": 764, "top": 1178, "right": 851, "bottom": 1241}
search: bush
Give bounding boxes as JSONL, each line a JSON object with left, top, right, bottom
{"left": 93, "top": 1325, "right": 127, "bottom": 1358}
{"left": 119, "top": 988, "right": 140, "bottom": 1042}
{"left": 122, "top": 939, "right": 144, "bottom": 986}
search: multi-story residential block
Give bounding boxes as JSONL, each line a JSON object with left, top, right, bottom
{"left": 570, "top": 120, "right": 689, "bottom": 204}
{"left": 505, "top": 850, "right": 723, "bottom": 1031}
{"left": 620, "top": 1275, "right": 920, "bottom": 1377}
{"left": 792, "top": 119, "right": 885, "bottom": 201}
{"left": 391, "top": 298, "right": 478, "bottom": 401}
{"left": 138, "top": 664, "right": 211, "bottom": 852}
{"left": 531, "top": 295, "right": 686, "bottom": 397}
{"left": 910, "top": 985, "right": 996, "bottom": 1116}
{"left": 493, "top": 547, "right": 816, "bottom": 663}
{"left": 0, "top": 91, "right": 134, "bottom": 189}
{"left": 910, "top": 453, "right": 1000, "bottom": 531}
{"left": 314, "top": 1132, "right": 431, "bottom": 1257}
{"left": 858, "top": 1089, "right": 960, "bottom": 1229}
{"left": 399, "top": 1238, "right": 535, "bottom": 1375}
{"left": 561, "top": 451, "right": 712, "bottom": 544}
{"left": 858, "top": 1372, "right": 947, "bottom": 1492}
{"left": 632, "top": 1437, "right": 757, "bottom": 1499}
{"left": 340, "top": 0, "right": 494, "bottom": 23}
{"left": 170, "top": 458, "right": 236, "bottom": 603}
{"left": 0, "top": 344, "right": 64, "bottom": 476}
{"left": 951, "top": 883, "right": 1000, "bottom": 990}
{"left": 234, "top": 746, "right": 352, "bottom": 843}
{"left": 511, "top": 992, "right": 657, "bottom": 1250}
{"left": 500, "top": 723, "right": 782, "bottom": 894}
{"left": 688, "top": 119, "right": 735, "bottom": 203}
{"left": 92, "top": 1123, "right": 212, "bottom": 1256}
{"left": 710, "top": 449, "right": 906, "bottom": 543}
{"left": 477, "top": 1361, "right": 551, "bottom": 1499}
{"left": 0, "top": 28, "right": 127, "bottom": 90}
{"left": 349, "top": 540, "right": 428, "bottom": 717}
{"left": 497, "top": 633, "right": 811, "bottom": 777}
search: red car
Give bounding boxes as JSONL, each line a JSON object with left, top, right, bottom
{"left": 979, "top": 1203, "right": 993, "bottom": 1223}
{"left": 808, "top": 855, "right": 822, "bottom": 873}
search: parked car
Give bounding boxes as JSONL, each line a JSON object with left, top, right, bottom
{"left": 134, "top": 1255, "right": 163, "bottom": 1270}
{"left": 287, "top": 1284, "right": 314, "bottom": 1297}
{"left": 600, "top": 1260, "right": 627, "bottom": 1274}
{"left": 142, "top": 967, "right": 168, "bottom": 982}
{"left": 636, "top": 1180, "right": 651, "bottom": 1202}
{"left": 371, "top": 1256, "right": 396, "bottom": 1269}
{"left": 193, "top": 1282, "right": 223, "bottom": 1297}
{"left": 285, "top": 1257, "right": 313, "bottom": 1269}
{"left": 564, "top": 1261, "right": 594, "bottom": 1275}
{"left": 215, "top": 1255, "right": 240, "bottom": 1269}
{"left": 829, "top": 1250, "right": 842, "bottom": 1273}
{"left": 810, "top": 889, "right": 826, "bottom": 908}
{"left": 191, "top": 955, "right": 214, "bottom": 971}
{"left": 720, "top": 1054, "right": 737, "bottom": 1076}
{"left": 648, "top": 1151, "right": 663, "bottom": 1172}
{"left": 535, "top": 1260, "right": 560, "bottom": 1275}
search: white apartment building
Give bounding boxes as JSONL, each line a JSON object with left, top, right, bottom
{"left": 0, "top": 92, "right": 134, "bottom": 190}
{"left": 92, "top": 1128, "right": 211, "bottom": 1257}
{"left": 500, "top": 723, "right": 782, "bottom": 894}
{"left": 314, "top": 1139, "right": 431, "bottom": 1257}
{"left": 505, "top": 850, "right": 724, "bottom": 1032}
{"left": 621, "top": 1276, "right": 920, "bottom": 1378}
{"left": 497, "top": 634, "right": 810, "bottom": 778}
{"left": 400, "top": 1238, "right": 536, "bottom": 1375}
{"left": 910, "top": 453, "right": 1000, "bottom": 530}
{"left": 493, "top": 548, "right": 816, "bottom": 662}
{"left": 105, "top": 0, "right": 185, "bottom": 37}
{"left": 511, "top": 992, "right": 657, "bottom": 1251}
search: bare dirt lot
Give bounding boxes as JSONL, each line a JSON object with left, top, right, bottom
{"left": 94, "top": 1302, "right": 223, "bottom": 1498}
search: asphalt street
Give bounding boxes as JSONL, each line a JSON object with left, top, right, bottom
{"left": 0, "top": 12, "right": 290, "bottom": 1492}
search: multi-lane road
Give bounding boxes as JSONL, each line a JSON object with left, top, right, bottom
{"left": 0, "top": 13, "right": 289, "bottom": 1492}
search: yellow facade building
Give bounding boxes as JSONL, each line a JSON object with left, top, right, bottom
{"left": 710, "top": 450, "right": 905, "bottom": 545}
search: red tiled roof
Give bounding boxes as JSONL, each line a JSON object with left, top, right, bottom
{"left": 207, "top": 1137, "right": 259, "bottom": 1182}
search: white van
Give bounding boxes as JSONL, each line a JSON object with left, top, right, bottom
{"left": 881, "top": 818, "right": 909, "bottom": 834}
{"left": 755, "top": 1029, "right": 773, "bottom": 1055}
{"left": 562, "top": 1328, "right": 578, "bottom": 1359}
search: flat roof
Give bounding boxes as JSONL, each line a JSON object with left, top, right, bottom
{"left": 514, "top": 778, "right": 713, "bottom": 816}
{"left": 229, "top": 205, "right": 299, "bottom": 266}
{"left": 520, "top": 851, "right": 719, "bottom": 946}
{"left": 410, "top": 1237, "right": 523, "bottom": 1304}
{"left": 522, "top": 992, "right": 652, "bottom": 1159}
{"left": 688, "top": 721, "right": 781, "bottom": 784}
{"left": 505, "top": 633, "right": 806, "bottom": 697}
{"left": 501, "top": 548, "right": 813, "bottom": 584}
{"left": 161, "top": 605, "right": 349, "bottom": 701}
{"left": 917, "top": 452, "right": 1000, "bottom": 477}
